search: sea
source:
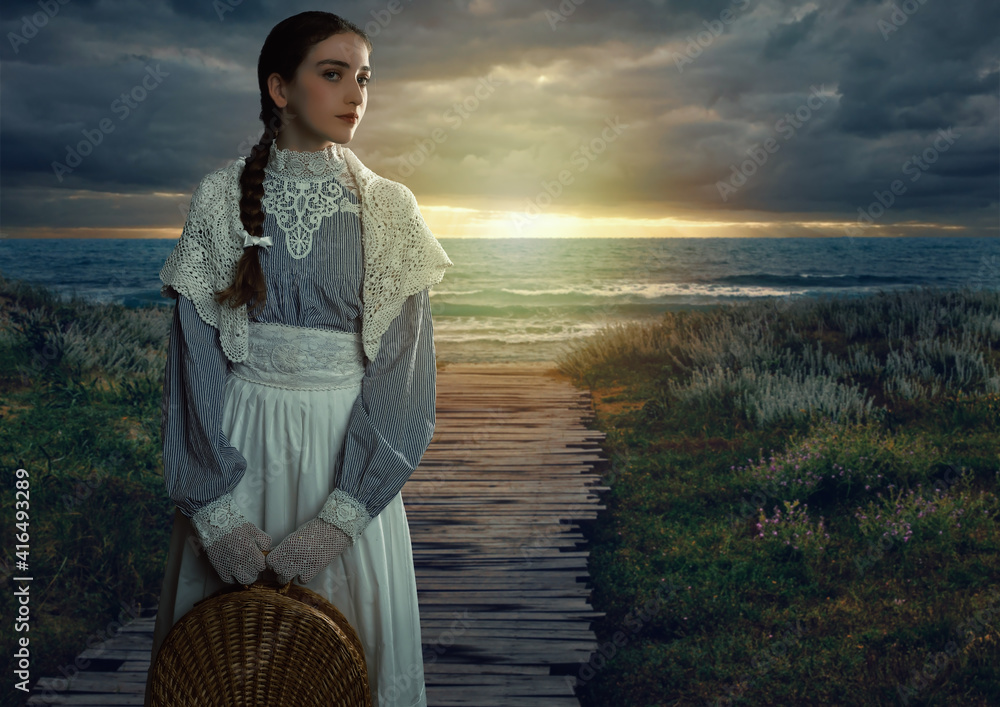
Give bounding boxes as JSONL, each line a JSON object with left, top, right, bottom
{"left": 0, "top": 237, "right": 996, "bottom": 363}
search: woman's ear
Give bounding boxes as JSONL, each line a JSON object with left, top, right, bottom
{"left": 267, "top": 73, "right": 288, "bottom": 109}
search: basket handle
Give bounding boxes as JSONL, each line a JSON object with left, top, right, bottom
{"left": 241, "top": 549, "right": 295, "bottom": 594}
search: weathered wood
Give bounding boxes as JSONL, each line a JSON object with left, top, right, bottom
{"left": 415, "top": 363, "right": 605, "bottom": 705}
{"left": 25, "top": 614, "right": 158, "bottom": 706}
{"left": 25, "top": 361, "right": 606, "bottom": 706}
{"left": 419, "top": 610, "right": 604, "bottom": 622}
{"left": 27, "top": 696, "right": 146, "bottom": 705}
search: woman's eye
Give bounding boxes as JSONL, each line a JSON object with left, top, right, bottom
{"left": 324, "top": 72, "right": 370, "bottom": 86}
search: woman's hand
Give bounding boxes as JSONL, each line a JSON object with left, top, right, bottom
{"left": 202, "top": 522, "right": 271, "bottom": 584}
{"left": 265, "top": 517, "right": 352, "bottom": 584}
{"left": 189, "top": 493, "right": 272, "bottom": 585}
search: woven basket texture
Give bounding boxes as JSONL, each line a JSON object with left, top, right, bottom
{"left": 148, "top": 572, "right": 371, "bottom": 707}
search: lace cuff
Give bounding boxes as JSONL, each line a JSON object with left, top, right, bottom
{"left": 189, "top": 493, "right": 247, "bottom": 548}
{"left": 317, "top": 489, "right": 373, "bottom": 544}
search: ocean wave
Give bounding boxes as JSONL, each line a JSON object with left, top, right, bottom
{"left": 703, "top": 272, "right": 913, "bottom": 288}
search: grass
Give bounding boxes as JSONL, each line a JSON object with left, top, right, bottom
{"left": 554, "top": 286, "right": 1000, "bottom": 706}
{"left": 1, "top": 273, "right": 997, "bottom": 705}
{"left": 0, "top": 272, "right": 174, "bottom": 707}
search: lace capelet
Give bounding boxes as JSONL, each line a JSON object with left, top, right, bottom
{"left": 159, "top": 144, "right": 453, "bottom": 365}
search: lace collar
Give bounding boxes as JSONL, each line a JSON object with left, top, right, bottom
{"left": 160, "top": 143, "right": 454, "bottom": 365}
{"left": 265, "top": 140, "right": 346, "bottom": 179}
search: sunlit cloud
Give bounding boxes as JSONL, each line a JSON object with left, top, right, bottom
{"left": 0, "top": 0, "right": 995, "bottom": 239}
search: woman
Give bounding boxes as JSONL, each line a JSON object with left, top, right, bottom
{"left": 146, "top": 11, "right": 451, "bottom": 706}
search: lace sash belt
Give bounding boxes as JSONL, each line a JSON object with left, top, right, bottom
{"left": 229, "top": 322, "right": 365, "bottom": 391}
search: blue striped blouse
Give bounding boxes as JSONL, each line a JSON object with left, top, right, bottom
{"left": 160, "top": 161, "right": 436, "bottom": 530}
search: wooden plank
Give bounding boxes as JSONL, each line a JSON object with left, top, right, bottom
{"left": 117, "top": 661, "right": 151, "bottom": 672}
{"left": 27, "top": 696, "right": 146, "bottom": 706}
{"left": 406, "top": 364, "right": 607, "bottom": 703}
{"left": 426, "top": 694, "right": 581, "bottom": 707}
{"left": 420, "top": 619, "right": 594, "bottom": 630}
{"left": 420, "top": 607, "right": 605, "bottom": 617}
{"left": 421, "top": 627, "right": 598, "bottom": 639}
{"left": 25, "top": 361, "right": 607, "bottom": 706}
{"left": 424, "top": 674, "right": 584, "bottom": 692}
{"left": 423, "top": 663, "right": 550, "bottom": 675}
{"left": 35, "top": 674, "right": 147, "bottom": 690}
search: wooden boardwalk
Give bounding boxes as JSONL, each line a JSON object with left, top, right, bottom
{"left": 26, "top": 361, "right": 609, "bottom": 706}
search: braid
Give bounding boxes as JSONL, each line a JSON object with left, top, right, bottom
{"left": 213, "top": 114, "right": 278, "bottom": 316}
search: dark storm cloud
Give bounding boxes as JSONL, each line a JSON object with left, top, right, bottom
{"left": 0, "top": 0, "right": 996, "bottom": 236}
{"left": 617, "top": 0, "right": 997, "bottom": 228}
{"left": 761, "top": 7, "right": 819, "bottom": 60}
{"left": 165, "top": 0, "right": 272, "bottom": 23}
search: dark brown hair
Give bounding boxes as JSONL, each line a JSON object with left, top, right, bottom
{"left": 214, "top": 11, "right": 372, "bottom": 315}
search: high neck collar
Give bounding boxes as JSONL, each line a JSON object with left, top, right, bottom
{"left": 265, "top": 140, "right": 346, "bottom": 179}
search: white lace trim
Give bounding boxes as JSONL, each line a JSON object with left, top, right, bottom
{"left": 317, "top": 488, "right": 372, "bottom": 544}
{"left": 230, "top": 322, "right": 365, "bottom": 390}
{"left": 190, "top": 492, "right": 246, "bottom": 547}
{"left": 265, "top": 140, "right": 345, "bottom": 179}
{"left": 159, "top": 142, "right": 453, "bottom": 365}
{"left": 262, "top": 174, "right": 360, "bottom": 260}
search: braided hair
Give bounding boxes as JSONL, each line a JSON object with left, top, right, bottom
{"left": 215, "top": 11, "right": 372, "bottom": 315}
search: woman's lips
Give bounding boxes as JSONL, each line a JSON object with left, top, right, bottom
{"left": 337, "top": 115, "right": 358, "bottom": 124}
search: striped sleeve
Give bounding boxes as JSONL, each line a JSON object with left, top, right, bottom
{"left": 328, "top": 287, "right": 437, "bottom": 535}
{"left": 161, "top": 294, "right": 249, "bottom": 518}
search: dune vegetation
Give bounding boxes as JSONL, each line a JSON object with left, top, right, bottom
{"left": 1, "top": 272, "right": 998, "bottom": 705}
{"left": 0, "top": 272, "right": 174, "bottom": 706}
{"left": 554, "top": 286, "right": 1000, "bottom": 705}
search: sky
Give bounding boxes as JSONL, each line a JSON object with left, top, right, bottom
{"left": 1, "top": 0, "right": 997, "bottom": 239}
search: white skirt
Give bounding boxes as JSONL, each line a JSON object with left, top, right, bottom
{"left": 148, "top": 321, "right": 427, "bottom": 707}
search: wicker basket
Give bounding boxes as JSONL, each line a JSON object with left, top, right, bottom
{"left": 147, "top": 554, "right": 371, "bottom": 707}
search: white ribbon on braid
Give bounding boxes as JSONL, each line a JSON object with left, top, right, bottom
{"left": 240, "top": 230, "right": 273, "bottom": 249}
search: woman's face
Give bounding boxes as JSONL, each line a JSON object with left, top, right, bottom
{"left": 269, "top": 32, "right": 371, "bottom": 150}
